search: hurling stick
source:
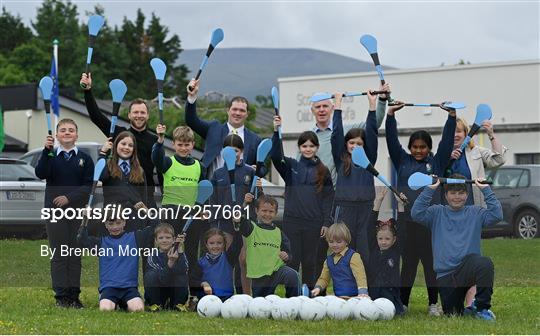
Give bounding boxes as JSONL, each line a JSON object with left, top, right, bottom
{"left": 250, "top": 138, "right": 272, "bottom": 198}
{"left": 310, "top": 91, "right": 389, "bottom": 103}
{"left": 189, "top": 28, "right": 224, "bottom": 91}
{"left": 222, "top": 146, "right": 237, "bottom": 202}
{"left": 150, "top": 58, "right": 167, "bottom": 125}
{"left": 77, "top": 158, "right": 107, "bottom": 240}
{"left": 360, "top": 34, "right": 392, "bottom": 102}
{"left": 181, "top": 180, "right": 214, "bottom": 235}
{"left": 389, "top": 101, "right": 466, "bottom": 110}
{"left": 81, "top": 15, "right": 105, "bottom": 88}
{"left": 271, "top": 86, "right": 285, "bottom": 163}
{"left": 108, "top": 79, "right": 127, "bottom": 138}
{"left": 444, "top": 104, "right": 493, "bottom": 176}
{"left": 39, "top": 76, "right": 55, "bottom": 157}
{"left": 408, "top": 172, "right": 492, "bottom": 190}
{"left": 352, "top": 147, "right": 408, "bottom": 204}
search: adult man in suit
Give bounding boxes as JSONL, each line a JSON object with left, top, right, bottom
{"left": 185, "top": 79, "right": 261, "bottom": 178}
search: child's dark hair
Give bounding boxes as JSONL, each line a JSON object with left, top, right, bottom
{"left": 376, "top": 218, "right": 397, "bottom": 236}
{"left": 407, "top": 130, "right": 433, "bottom": 151}
{"left": 297, "top": 131, "right": 327, "bottom": 193}
{"left": 444, "top": 173, "right": 468, "bottom": 193}
{"left": 256, "top": 194, "right": 278, "bottom": 212}
{"left": 223, "top": 134, "right": 244, "bottom": 150}
{"left": 203, "top": 228, "right": 227, "bottom": 251}
{"left": 342, "top": 128, "right": 366, "bottom": 176}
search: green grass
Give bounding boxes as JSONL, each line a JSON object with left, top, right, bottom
{"left": 0, "top": 238, "right": 539, "bottom": 334}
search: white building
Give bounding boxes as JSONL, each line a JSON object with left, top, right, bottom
{"left": 272, "top": 60, "right": 540, "bottom": 187}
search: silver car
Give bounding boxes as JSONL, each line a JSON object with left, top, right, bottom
{"left": 0, "top": 158, "right": 46, "bottom": 237}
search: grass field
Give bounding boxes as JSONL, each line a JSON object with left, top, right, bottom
{"left": 0, "top": 238, "right": 539, "bottom": 334}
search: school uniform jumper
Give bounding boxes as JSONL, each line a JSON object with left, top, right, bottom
{"left": 368, "top": 245, "right": 405, "bottom": 315}
{"left": 144, "top": 250, "right": 189, "bottom": 308}
{"left": 271, "top": 132, "right": 334, "bottom": 288}
{"left": 35, "top": 147, "right": 93, "bottom": 302}
{"left": 385, "top": 113, "right": 456, "bottom": 307}
{"left": 331, "top": 109, "right": 378, "bottom": 266}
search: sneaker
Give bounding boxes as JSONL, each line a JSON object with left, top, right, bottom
{"left": 55, "top": 297, "right": 71, "bottom": 308}
{"left": 464, "top": 300, "right": 477, "bottom": 317}
{"left": 476, "top": 309, "right": 496, "bottom": 321}
{"left": 147, "top": 304, "right": 162, "bottom": 312}
{"left": 428, "top": 303, "right": 442, "bottom": 316}
{"left": 70, "top": 298, "right": 84, "bottom": 309}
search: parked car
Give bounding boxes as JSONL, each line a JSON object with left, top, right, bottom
{"left": 485, "top": 165, "right": 540, "bottom": 239}
{"left": 0, "top": 158, "right": 46, "bottom": 238}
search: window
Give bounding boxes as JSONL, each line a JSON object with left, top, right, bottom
{"left": 518, "top": 170, "right": 530, "bottom": 187}
{"left": 492, "top": 169, "right": 525, "bottom": 188}
{"left": 515, "top": 153, "right": 540, "bottom": 164}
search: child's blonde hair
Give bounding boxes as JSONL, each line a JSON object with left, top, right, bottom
{"left": 154, "top": 223, "right": 175, "bottom": 248}
{"left": 172, "top": 126, "right": 195, "bottom": 143}
{"left": 326, "top": 222, "right": 351, "bottom": 244}
{"left": 456, "top": 117, "right": 475, "bottom": 149}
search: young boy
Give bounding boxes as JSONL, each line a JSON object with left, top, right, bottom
{"left": 144, "top": 223, "right": 189, "bottom": 311}
{"left": 35, "top": 118, "right": 94, "bottom": 308}
{"left": 151, "top": 125, "right": 206, "bottom": 307}
{"left": 233, "top": 195, "right": 300, "bottom": 298}
{"left": 311, "top": 222, "right": 369, "bottom": 298}
{"left": 411, "top": 174, "right": 503, "bottom": 320}
{"left": 77, "top": 209, "right": 158, "bottom": 312}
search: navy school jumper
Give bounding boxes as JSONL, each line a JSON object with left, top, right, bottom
{"left": 331, "top": 109, "right": 378, "bottom": 265}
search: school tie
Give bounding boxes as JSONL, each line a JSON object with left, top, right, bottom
{"left": 120, "top": 161, "right": 130, "bottom": 176}
{"left": 62, "top": 150, "right": 74, "bottom": 161}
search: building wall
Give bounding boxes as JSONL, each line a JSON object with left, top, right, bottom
{"left": 272, "top": 60, "right": 540, "bottom": 187}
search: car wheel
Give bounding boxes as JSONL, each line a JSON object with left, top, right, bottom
{"left": 514, "top": 210, "right": 539, "bottom": 239}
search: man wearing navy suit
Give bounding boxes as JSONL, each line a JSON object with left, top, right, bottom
{"left": 185, "top": 79, "right": 261, "bottom": 178}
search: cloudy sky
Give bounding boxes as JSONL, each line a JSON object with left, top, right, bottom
{"left": 4, "top": 1, "right": 539, "bottom": 69}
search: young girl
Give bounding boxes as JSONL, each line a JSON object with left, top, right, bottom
{"left": 311, "top": 222, "right": 368, "bottom": 298}
{"left": 197, "top": 228, "right": 242, "bottom": 301}
{"left": 368, "top": 219, "right": 405, "bottom": 315}
{"left": 144, "top": 223, "right": 189, "bottom": 311}
{"left": 271, "top": 120, "right": 334, "bottom": 289}
{"left": 331, "top": 91, "right": 379, "bottom": 266}
{"left": 209, "top": 134, "right": 262, "bottom": 294}
{"left": 385, "top": 101, "right": 456, "bottom": 316}
{"left": 100, "top": 131, "right": 147, "bottom": 231}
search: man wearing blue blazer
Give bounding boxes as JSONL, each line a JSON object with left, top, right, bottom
{"left": 185, "top": 79, "right": 262, "bottom": 178}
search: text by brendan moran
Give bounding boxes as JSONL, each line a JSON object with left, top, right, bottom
{"left": 40, "top": 245, "right": 158, "bottom": 259}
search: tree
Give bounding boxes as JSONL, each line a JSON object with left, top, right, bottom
{"left": 0, "top": 7, "right": 33, "bottom": 55}
{"left": 32, "top": 0, "right": 85, "bottom": 93}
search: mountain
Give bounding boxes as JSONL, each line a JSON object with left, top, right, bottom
{"left": 177, "top": 48, "right": 393, "bottom": 101}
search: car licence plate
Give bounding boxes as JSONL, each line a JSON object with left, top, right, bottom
{"left": 6, "top": 191, "right": 36, "bottom": 200}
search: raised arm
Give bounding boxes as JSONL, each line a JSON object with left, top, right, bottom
{"left": 331, "top": 105, "right": 345, "bottom": 171}
{"left": 434, "top": 111, "right": 457, "bottom": 174}
{"left": 35, "top": 143, "right": 53, "bottom": 180}
{"left": 476, "top": 183, "right": 503, "bottom": 226}
{"left": 385, "top": 102, "right": 407, "bottom": 170}
{"left": 184, "top": 79, "right": 210, "bottom": 139}
{"left": 411, "top": 180, "right": 440, "bottom": 228}
{"left": 364, "top": 91, "right": 379, "bottom": 164}
{"left": 76, "top": 225, "right": 101, "bottom": 248}
{"left": 271, "top": 124, "right": 294, "bottom": 182}
{"left": 151, "top": 142, "right": 172, "bottom": 174}
{"left": 321, "top": 169, "right": 335, "bottom": 228}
